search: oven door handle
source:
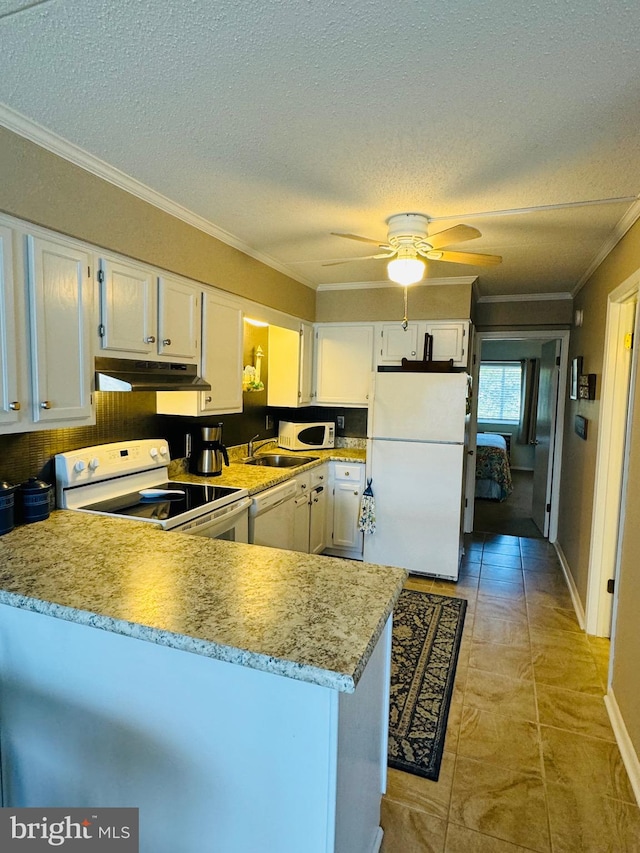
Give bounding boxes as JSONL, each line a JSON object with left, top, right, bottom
{"left": 180, "top": 497, "right": 252, "bottom": 533}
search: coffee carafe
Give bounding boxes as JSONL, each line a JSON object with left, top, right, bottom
{"left": 197, "top": 424, "right": 229, "bottom": 476}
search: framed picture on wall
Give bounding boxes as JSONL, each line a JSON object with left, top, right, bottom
{"left": 570, "top": 357, "right": 583, "bottom": 400}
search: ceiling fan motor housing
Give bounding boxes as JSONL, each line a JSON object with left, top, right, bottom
{"left": 386, "top": 213, "right": 430, "bottom": 248}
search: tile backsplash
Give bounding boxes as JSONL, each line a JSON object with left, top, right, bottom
{"left": 0, "top": 392, "right": 158, "bottom": 487}
{"left": 0, "top": 393, "right": 368, "bottom": 494}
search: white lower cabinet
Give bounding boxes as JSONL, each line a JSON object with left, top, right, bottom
{"left": 292, "top": 473, "right": 311, "bottom": 552}
{"left": 309, "top": 466, "right": 328, "bottom": 554}
{"left": 325, "top": 462, "right": 364, "bottom": 559}
{"left": 292, "top": 465, "right": 328, "bottom": 554}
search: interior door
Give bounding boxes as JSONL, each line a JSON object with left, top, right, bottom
{"left": 531, "top": 340, "right": 561, "bottom": 535}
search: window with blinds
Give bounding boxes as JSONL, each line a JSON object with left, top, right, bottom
{"left": 477, "top": 361, "right": 522, "bottom": 422}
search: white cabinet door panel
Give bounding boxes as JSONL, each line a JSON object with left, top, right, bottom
{"left": 0, "top": 226, "right": 22, "bottom": 429}
{"left": 200, "top": 292, "right": 243, "bottom": 413}
{"left": 378, "top": 322, "right": 420, "bottom": 364}
{"left": 158, "top": 276, "right": 199, "bottom": 361}
{"left": 99, "top": 258, "right": 156, "bottom": 355}
{"left": 315, "top": 325, "right": 374, "bottom": 404}
{"left": 425, "top": 321, "right": 468, "bottom": 365}
{"left": 28, "top": 236, "right": 93, "bottom": 425}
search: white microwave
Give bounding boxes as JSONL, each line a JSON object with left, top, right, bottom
{"left": 278, "top": 421, "right": 335, "bottom": 451}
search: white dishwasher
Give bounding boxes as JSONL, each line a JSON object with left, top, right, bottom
{"left": 248, "top": 479, "right": 298, "bottom": 549}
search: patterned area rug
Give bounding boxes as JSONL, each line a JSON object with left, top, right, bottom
{"left": 388, "top": 589, "right": 466, "bottom": 781}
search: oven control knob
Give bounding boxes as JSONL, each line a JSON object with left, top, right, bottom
{"left": 88, "top": 457, "right": 100, "bottom": 471}
{"left": 149, "top": 447, "right": 159, "bottom": 459}
{"left": 74, "top": 460, "right": 86, "bottom": 473}
{"left": 159, "top": 446, "right": 168, "bottom": 457}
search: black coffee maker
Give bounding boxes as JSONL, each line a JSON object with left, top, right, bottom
{"left": 197, "top": 424, "right": 229, "bottom": 476}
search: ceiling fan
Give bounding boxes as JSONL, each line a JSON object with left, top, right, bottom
{"left": 328, "top": 212, "right": 502, "bottom": 285}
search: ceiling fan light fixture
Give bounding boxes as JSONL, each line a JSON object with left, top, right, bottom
{"left": 387, "top": 249, "right": 425, "bottom": 286}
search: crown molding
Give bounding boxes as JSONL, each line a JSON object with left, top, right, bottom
{"left": 477, "top": 292, "right": 573, "bottom": 304}
{"left": 316, "top": 275, "right": 478, "bottom": 292}
{"left": 572, "top": 198, "right": 640, "bottom": 297}
{"left": 0, "top": 103, "right": 316, "bottom": 289}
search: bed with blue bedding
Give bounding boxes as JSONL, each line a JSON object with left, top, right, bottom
{"left": 475, "top": 433, "right": 513, "bottom": 502}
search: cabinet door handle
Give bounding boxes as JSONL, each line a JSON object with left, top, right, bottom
{"left": 163, "top": 338, "right": 172, "bottom": 346}
{"left": 205, "top": 396, "right": 212, "bottom": 403}
{"left": 353, "top": 491, "right": 358, "bottom": 496}
{"left": 40, "top": 400, "right": 51, "bottom": 410}
{"left": 145, "top": 336, "right": 156, "bottom": 344}
{"left": 9, "top": 401, "right": 20, "bottom": 411}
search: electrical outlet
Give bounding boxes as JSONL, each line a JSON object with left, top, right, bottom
{"left": 265, "top": 415, "right": 274, "bottom": 430}
{"left": 336, "top": 416, "right": 345, "bottom": 429}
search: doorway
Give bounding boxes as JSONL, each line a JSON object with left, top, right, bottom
{"left": 464, "top": 330, "right": 569, "bottom": 541}
{"left": 586, "top": 274, "right": 639, "bottom": 637}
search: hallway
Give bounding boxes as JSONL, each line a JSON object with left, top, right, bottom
{"left": 380, "top": 533, "right": 640, "bottom": 852}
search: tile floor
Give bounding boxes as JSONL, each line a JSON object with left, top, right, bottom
{"left": 380, "top": 532, "right": 640, "bottom": 853}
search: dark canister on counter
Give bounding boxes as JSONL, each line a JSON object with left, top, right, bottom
{"left": 0, "top": 481, "right": 17, "bottom": 534}
{"left": 18, "top": 477, "right": 52, "bottom": 523}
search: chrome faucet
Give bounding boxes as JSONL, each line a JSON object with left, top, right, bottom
{"left": 247, "top": 434, "right": 260, "bottom": 458}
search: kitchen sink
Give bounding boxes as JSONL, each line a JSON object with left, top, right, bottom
{"left": 244, "top": 454, "right": 319, "bottom": 468}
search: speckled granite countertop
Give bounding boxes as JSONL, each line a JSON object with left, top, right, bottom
{"left": 0, "top": 507, "right": 405, "bottom": 693}
{"left": 170, "top": 446, "right": 366, "bottom": 494}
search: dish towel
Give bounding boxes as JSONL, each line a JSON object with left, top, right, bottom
{"left": 358, "top": 479, "right": 376, "bottom": 534}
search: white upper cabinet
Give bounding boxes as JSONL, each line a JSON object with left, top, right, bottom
{"left": 27, "top": 234, "right": 94, "bottom": 426}
{"left": 268, "top": 321, "right": 313, "bottom": 408}
{"left": 98, "top": 258, "right": 200, "bottom": 364}
{"left": 98, "top": 257, "right": 157, "bottom": 356}
{"left": 199, "top": 291, "right": 242, "bottom": 414}
{"left": 157, "top": 275, "right": 199, "bottom": 361}
{"left": 425, "top": 321, "right": 469, "bottom": 366}
{"left": 377, "top": 322, "right": 421, "bottom": 364}
{"left": 314, "top": 324, "right": 374, "bottom": 405}
{"left": 375, "top": 320, "right": 470, "bottom": 368}
{"left": 156, "top": 289, "right": 243, "bottom": 416}
{"left": 0, "top": 225, "right": 22, "bottom": 430}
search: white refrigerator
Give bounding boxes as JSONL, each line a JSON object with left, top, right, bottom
{"left": 364, "top": 371, "right": 469, "bottom": 579}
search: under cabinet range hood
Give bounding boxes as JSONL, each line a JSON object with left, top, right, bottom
{"left": 95, "top": 357, "right": 211, "bottom": 392}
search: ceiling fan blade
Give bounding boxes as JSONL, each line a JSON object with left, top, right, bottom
{"left": 425, "top": 250, "right": 502, "bottom": 266}
{"left": 331, "top": 231, "right": 390, "bottom": 248}
{"left": 322, "top": 251, "right": 395, "bottom": 266}
{"left": 425, "top": 224, "right": 481, "bottom": 250}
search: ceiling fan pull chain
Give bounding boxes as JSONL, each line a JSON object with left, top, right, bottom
{"left": 402, "top": 286, "right": 409, "bottom": 330}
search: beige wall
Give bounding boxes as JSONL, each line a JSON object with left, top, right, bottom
{"left": 474, "top": 299, "right": 573, "bottom": 328}
{"left": 556, "top": 217, "right": 640, "bottom": 763}
{"left": 315, "top": 282, "right": 473, "bottom": 322}
{"left": 0, "top": 127, "right": 315, "bottom": 320}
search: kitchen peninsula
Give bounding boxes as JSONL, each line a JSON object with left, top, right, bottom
{"left": 0, "top": 511, "right": 405, "bottom": 853}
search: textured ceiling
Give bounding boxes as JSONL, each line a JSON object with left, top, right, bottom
{"left": 1, "top": 0, "right": 640, "bottom": 297}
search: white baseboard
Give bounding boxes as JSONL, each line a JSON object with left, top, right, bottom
{"left": 604, "top": 689, "right": 640, "bottom": 807}
{"left": 554, "top": 542, "right": 586, "bottom": 631}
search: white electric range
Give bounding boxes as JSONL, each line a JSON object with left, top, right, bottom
{"left": 55, "top": 439, "right": 251, "bottom": 541}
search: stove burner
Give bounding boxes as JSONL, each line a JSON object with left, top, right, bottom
{"left": 81, "top": 481, "right": 242, "bottom": 522}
